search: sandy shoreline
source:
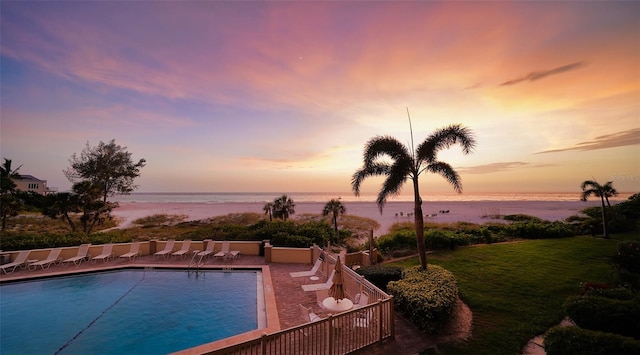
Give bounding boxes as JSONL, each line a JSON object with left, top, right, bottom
{"left": 111, "top": 200, "right": 602, "bottom": 236}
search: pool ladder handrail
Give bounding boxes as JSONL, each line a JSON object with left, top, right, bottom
{"left": 188, "top": 250, "right": 203, "bottom": 270}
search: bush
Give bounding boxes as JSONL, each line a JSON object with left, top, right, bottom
{"left": 615, "top": 240, "right": 640, "bottom": 273}
{"left": 387, "top": 265, "right": 458, "bottom": 334}
{"left": 355, "top": 264, "right": 403, "bottom": 291}
{"left": 545, "top": 326, "right": 640, "bottom": 355}
{"left": 617, "top": 268, "right": 640, "bottom": 291}
{"left": 376, "top": 230, "right": 417, "bottom": 254}
{"left": 563, "top": 295, "right": 640, "bottom": 338}
{"left": 269, "top": 232, "right": 313, "bottom": 248}
{"left": 503, "top": 214, "right": 543, "bottom": 222}
{"left": 584, "top": 287, "right": 635, "bottom": 300}
{"left": 502, "top": 221, "right": 576, "bottom": 239}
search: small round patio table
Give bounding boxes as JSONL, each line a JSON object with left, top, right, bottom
{"left": 322, "top": 297, "right": 353, "bottom": 312}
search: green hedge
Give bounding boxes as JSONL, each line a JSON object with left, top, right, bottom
{"left": 355, "top": 264, "right": 403, "bottom": 291}
{"left": 545, "top": 326, "right": 640, "bottom": 355}
{"left": 0, "top": 231, "right": 135, "bottom": 250}
{"left": 502, "top": 221, "right": 576, "bottom": 239}
{"left": 269, "top": 232, "right": 314, "bottom": 248}
{"left": 387, "top": 264, "right": 458, "bottom": 334}
{"left": 563, "top": 295, "right": 640, "bottom": 339}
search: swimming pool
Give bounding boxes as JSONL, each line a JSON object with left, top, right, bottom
{"left": 1, "top": 269, "right": 264, "bottom": 354}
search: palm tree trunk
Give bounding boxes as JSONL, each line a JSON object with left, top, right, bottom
{"left": 333, "top": 213, "right": 338, "bottom": 232}
{"left": 413, "top": 177, "right": 427, "bottom": 270}
{"left": 600, "top": 196, "right": 609, "bottom": 238}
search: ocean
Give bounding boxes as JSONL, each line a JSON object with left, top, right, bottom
{"left": 112, "top": 191, "right": 634, "bottom": 204}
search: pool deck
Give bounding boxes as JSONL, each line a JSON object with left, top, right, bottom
{"left": 1, "top": 254, "right": 435, "bottom": 355}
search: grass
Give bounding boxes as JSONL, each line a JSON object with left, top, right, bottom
{"left": 387, "top": 235, "right": 637, "bottom": 355}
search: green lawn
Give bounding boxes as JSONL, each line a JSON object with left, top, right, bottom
{"left": 388, "top": 235, "right": 634, "bottom": 355}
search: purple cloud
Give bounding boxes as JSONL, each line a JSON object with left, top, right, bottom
{"left": 537, "top": 128, "right": 640, "bottom": 154}
{"left": 500, "top": 61, "right": 586, "bottom": 86}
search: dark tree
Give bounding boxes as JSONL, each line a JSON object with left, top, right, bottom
{"left": 263, "top": 202, "right": 274, "bottom": 222}
{"left": 0, "top": 158, "right": 23, "bottom": 230}
{"left": 581, "top": 180, "right": 616, "bottom": 238}
{"left": 272, "top": 194, "right": 295, "bottom": 221}
{"left": 43, "top": 192, "right": 81, "bottom": 232}
{"left": 322, "top": 198, "right": 346, "bottom": 233}
{"left": 64, "top": 139, "right": 146, "bottom": 203}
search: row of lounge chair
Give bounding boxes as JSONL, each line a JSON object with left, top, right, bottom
{"left": 0, "top": 240, "right": 241, "bottom": 274}
{"left": 0, "top": 242, "right": 142, "bottom": 273}
{"left": 153, "top": 240, "right": 239, "bottom": 261}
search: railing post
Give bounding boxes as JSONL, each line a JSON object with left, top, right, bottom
{"left": 264, "top": 242, "right": 272, "bottom": 263}
{"left": 388, "top": 297, "right": 395, "bottom": 340}
{"left": 328, "top": 314, "right": 334, "bottom": 355}
{"left": 261, "top": 332, "right": 267, "bottom": 355}
{"left": 376, "top": 301, "right": 383, "bottom": 343}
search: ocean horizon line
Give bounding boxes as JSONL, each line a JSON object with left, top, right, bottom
{"left": 113, "top": 191, "right": 635, "bottom": 204}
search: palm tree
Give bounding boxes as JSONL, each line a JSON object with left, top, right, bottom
{"left": 581, "top": 179, "right": 616, "bottom": 238}
{"left": 352, "top": 122, "right": 476, "bottom": 270}
{"left": 0, "top": 158, "right": 22, "bottom": 194}
{"left": 263, "top": 202, "right": 274, "bottom": 221}
{"left": 602, "top": 181, "right": 618, "bottom": 207}
{"left": 323, "top": 198, "right": 346, "bottom": 232}
{"left": 272, "top": 194, "right": 295, "bottom": 221}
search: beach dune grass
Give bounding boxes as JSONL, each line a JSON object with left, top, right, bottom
{"left": 388, "top": 236, "right": 622, "bottom": 355}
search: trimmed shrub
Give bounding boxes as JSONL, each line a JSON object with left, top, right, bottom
{"left": 563, "top": 295, "right": 640, "bottom": 338}
{"left": 355, "top": 264, "right": 403, "bottom": 291}
{"left": 545, "top": 326, "right": 640, "bottom": 355}
{"left": 269, "top": 232, "right": 313, "bottom": 248}
{"left": 387, "top": 265, "right": 458, "bottom": 334}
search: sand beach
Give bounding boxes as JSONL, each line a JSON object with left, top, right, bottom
{"left": 111, "top": 199, "right": 604, "bottom": 236}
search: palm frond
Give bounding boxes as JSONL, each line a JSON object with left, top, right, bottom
{"left": 416, "top": 124, "right": 476, "bottom": 163}
{"left": 426, "top": 161, "right": 463, "bottom": 193}
{"left": 363, "top": 136, "right": 411, "bottom": 165}
{"left": 376, "top": 161, "right": 410, "bottom": 211}
{"left": 351, "top": 163, "right": 391, "bottom": 195}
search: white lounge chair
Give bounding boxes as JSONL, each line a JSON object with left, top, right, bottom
{"left": 299, "top": 304, "right": 322, "bottom": 323}
{"left": 154, "top": 240, "right": 175, "bottom": 258}
{"left": 353, "top": 307, "right": 375, "bottom": 329}
{"left": 197, "top": 240, "right": 216, "bottom": 259}
{"left": 301, "top": 269, "right": 336, "bottom": 292}
{"left": 353, "top": 292, "right": 370, "bottom": 309}
{"left": 172, "top": 240, "right": 192, "bottom": 259}
{"left": 91, "top": 244, "right": 113, "bottom": 263}
{"left": 0, "top": 250, "right": 31, "bottom": 274}
{"left": 28, "top": 248, "right": 62, "bottom": 270}
{"left": 290, "top": 258, "right": 323, "bottom": 278}
{"left": 62, "top": 244, "right": 91, "bottom": 266}
{"left": 119, "top": 242, "right": 141, "bottom": 261}
{"left": 214, "top": 241, "right": 240, "bottom": 261}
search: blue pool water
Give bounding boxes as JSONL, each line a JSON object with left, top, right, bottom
{"left": 0, "top": 269, "right": 261, "bottom": 354}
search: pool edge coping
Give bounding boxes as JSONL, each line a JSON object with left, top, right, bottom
{"left": 1, "top": 264, "right": 282, "bottom": 354}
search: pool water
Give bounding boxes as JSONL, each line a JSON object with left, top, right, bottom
{"left": 1, "top": 269, "right": 261, "bottom": 355}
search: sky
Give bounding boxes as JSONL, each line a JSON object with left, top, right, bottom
{"left": 1, "top": 1, "right": 639, "bottom": 196}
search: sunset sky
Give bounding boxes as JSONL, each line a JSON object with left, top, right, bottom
{"left": 1, "top": 1, "right": 639, "bottom": 196}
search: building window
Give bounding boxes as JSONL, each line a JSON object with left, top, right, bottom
{"left": 28, "top": 183, "right": 39, "bottom": 189}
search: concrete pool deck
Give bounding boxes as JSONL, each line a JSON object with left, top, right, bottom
{"left": 1, "top": 254, "right": 436, "bottom": 355}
